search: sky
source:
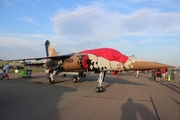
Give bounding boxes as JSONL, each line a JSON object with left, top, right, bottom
{"left": 0, "top": 0, "right": 180, "bottom": 66}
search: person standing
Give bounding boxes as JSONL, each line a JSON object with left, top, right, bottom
{"left": 171, "top": 68, "right": 175, "bottom": 80}
{"left": 156, "top": 68, "right": 161, "bottom": 82}
{"left": 4, "top": 62, "right": 10, "bottom": 79}
{"left": 151, "top": 69, "right": 156, "bottom": 80}
{"left": 161, "top": 68, "right": 167, "bottom": 82}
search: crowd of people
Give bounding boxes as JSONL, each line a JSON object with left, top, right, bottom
{"left": 151, "top": 68, "right": 176, "bottom": 82}
{"left": 1, "top": 63, "right": 25, "bottom": 79}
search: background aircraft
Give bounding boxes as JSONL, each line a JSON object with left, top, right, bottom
{"left": 8, "top": 40, "right": 173, "bottom": 92}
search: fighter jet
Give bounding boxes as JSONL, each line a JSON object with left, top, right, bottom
{"left": 8, "top": 40, "right": 173, "bottom": 92}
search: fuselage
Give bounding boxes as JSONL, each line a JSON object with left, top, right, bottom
{"left": 43, "top": 48, "right": 172, "bottom": 73}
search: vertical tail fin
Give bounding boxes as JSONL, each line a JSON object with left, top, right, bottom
{"left": 45, "top": 40, "right": 58, "bottom": 57}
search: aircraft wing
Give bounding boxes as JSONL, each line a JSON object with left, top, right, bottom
{"left": 6, "top": 53, "right": 75, "bottom": 62}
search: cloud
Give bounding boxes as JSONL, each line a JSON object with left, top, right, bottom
{"left": 51, "top": 5, "right": 105, "bottom": 36}
{"left": 51, "top": 5, "right": 180, "bottom": 40}
{"left": 2, "top": 0, "right": 16, "bottom": 7}
{"left": 107, "top": 8, "right": 180, "bottom": 36}
{"left": 0, "top": 35, "right": 49, "bottom": 59}
{"left": 129, "top": 0, "right": 143, "bottom": 3}
{"left": 139, "top": 39, "right": 152, "bottom": 44}
{"left": 0, "top": 36, "right": 42, "bottom": 49}
{"left": 21, "top": 33, "right": 49, "bottom": 39}
{"left": 167, "top": 46, "right": 180, "bottom": 52}
{"left": 99, "top": 40, "right": 131, "bottom": 51}
{"left": 21, "top": 15, "right": 39, "bottom": 26}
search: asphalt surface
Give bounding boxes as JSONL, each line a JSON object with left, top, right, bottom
{"left": 0, "top": 71, "right": 180, "bottom": 120}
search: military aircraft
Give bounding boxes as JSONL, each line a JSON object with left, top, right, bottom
{"left": 8, "top": 40, "right": 173, "bottom": 92}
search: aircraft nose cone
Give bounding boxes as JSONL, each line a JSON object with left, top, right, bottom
{"left": 123, "top": 58, "right": 173, "bottom": 70}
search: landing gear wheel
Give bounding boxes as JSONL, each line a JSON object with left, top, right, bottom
{"left": 72, "top": 77, "right": 77, "bottom": 83}
{"left": 95, "top": 87, "right": 104, "bottom": 93}
{"left": 135, "top": 75, "right": 139, "bottom": 78}
{"left": 48, "top": 81, "right": 52, "bottom": 84}
{"left": 47, "top": 77, "right": 51, "bottom": 84}
{"left": 47, "top": 77, "right": 54, "bottom": 84}
{"left": 51, "top": 80, "right": 55, "bottom": 84}
{"left": 95, "top": 87, "right": 100, "bottom": 93}
{"left": 99, "top": 86, "right": 103, "bottom": 92}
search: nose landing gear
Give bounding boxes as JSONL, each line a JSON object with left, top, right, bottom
{"left": 95, "top": 71, "right": 106, "bottom": 93}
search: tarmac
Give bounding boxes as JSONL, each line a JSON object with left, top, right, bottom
{"left": 0, "top": 71, "right": 179, "bottom": 120}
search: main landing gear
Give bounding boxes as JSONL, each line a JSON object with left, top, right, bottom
{"left": 47, "top": 76, "right": 55, "bottom": 84}
{"left": 47, "top": 71, "right": 56, "bottom": 84}
{"left": 95, "top": 71, "right": 106, "bottom": 93}
{"left": 135, "top": 70, "right": 139, "bottom": 78}
{"left": 72, "top": 71, "right": 86, "bottom": 83}
{"left": 72, "top": 75, "right": 80, "bottom": 83}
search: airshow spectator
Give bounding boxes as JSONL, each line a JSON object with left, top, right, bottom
{"left": 171, "top": 68, "right": 175, "bottom": 80}
{"left": 4, "top": 62, "right": 10, "bottom": 79}
{"left": 151, "top": 69, "right": 156, "bottom": 80}
{"left": 156, "top": 68, "right": 161, "bottom": 82}
{"left": 161, "top": 68, "right": 167, "bottom": 82}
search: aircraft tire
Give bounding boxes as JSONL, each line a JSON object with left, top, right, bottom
{"left": 48, "top": 82, "right": 52, "bottom": 84}
{"left": 99, "top": 86, "right": 103, "bottom": 92}
{"left": 95, "top": 87, "right": 103, "bottom": 93}
{"left": 47, "top": 77, "right": 51, "bottom": 84}
{"left": 47, "top": 77, "right": 54, "bottom": 84}
{"left": 72, "top": 77, "right": 77, "bottom": 83}
{"left": 51, "top": 80, "right": 55, "bottom": 84}
{"left": 135, "top": 75, "right": 139, "bottom": 78}
{"left": 95, "top": 87, "right": 100, "bottom": 93}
